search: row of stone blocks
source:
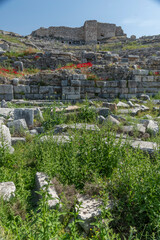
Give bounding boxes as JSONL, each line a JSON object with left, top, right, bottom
{"left": 0, "top": 75, "right": 160, "bottom": 100}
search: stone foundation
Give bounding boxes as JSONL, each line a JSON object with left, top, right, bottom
{"left": 0, "top": 69, "right": 160, "bottom": 101}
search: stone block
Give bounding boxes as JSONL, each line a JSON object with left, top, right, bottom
{"left": 128, "top": 80, "right": 137, "bottom": 88}
{"left": 0, "top": 182, "right": 16, "bottom": 201}
{"left": 119, "top": 88, "right": 128, "bottom": 94}
{"left": 14, "top": 108, "right": 34, "bottom": 127}
{"left": 0, "top": 124, "right": 11, "bottom": 146}
{"left": 65, "top": 94, "right": 80, "bottom": 100}
{"left": 33, "top": 94, "right": 44, "bottom": 100}
{"left": 0, "top": 85, "right": 13, "bottom": 100}
{"left": 61, "top": 80, "right": 68, "bottom": 87}
{"left": 80, "top": 80, "right": 95, "bottom": 87}
{"left": 79, "top": 74, "right": 87, "bottom": 80}
{"left": 0, "top": 85, "right": 13, "bottom": 94}
{"left": 25, "top": 94, "right": 34, "bottom": 100}
{"left": 7, "top": 119, "right": 28, "bottom": 133}
{"left": 35, "top": 172, "right": 60, "bottom": 209}
{"left": 14, "top": 85, "right": 30, "bottom": 94}
{"left": 72, "top": 74, "right": 86, "bottom": 80}
{"left": 84, "top": 87, "right": 95, "bottom": 93}
{"left": 129, "top": 88, "right": 137, "bottom": 94}
{"left": 96, "top": 81, "right": 106, "bottom": 87}
{"left": 95, "top": 87, "right": 101, "bottom": 93}
{"left": 39, "top": 86, "right": 54, "bottom": 94}
{"left": 0, "top": 94, "right": 13, "bottom": 101}
{"left": 133, "top": 69, "right": 149, "bottom": 75}
{"left": 30, "top": 85, "right": 39, "bottom": 94}
{"left": 109, "top": 81, "right": 118, "bottom": 87}
{"left": 70, "top": 80, "right": 81, "bottom": 87}
{"left": 142, "top": 76, "right": 154, "bottom": 82}
{"left": 99, "top": 93, "right": 110, "bottom": 98}
{"left": 81, "top": 93, "right": 95, "bottom": 99}
{"left": 119, "top": 80, "right": 127, "bottom": 88}
{"left": 133, "top": 75, "right": 142, "bottom": 82}
{"left": 62, "top": 87, "right": 80, "bottom": 95}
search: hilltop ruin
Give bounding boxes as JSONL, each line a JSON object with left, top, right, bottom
{"left": 30, "top": 20, "right": 126, "bottom": 45}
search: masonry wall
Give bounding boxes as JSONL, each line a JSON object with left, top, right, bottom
{"left": 97, "top": 23, "right": 116, "bottom": 40}
{"left": 0, "top": 70, "right": 160, "bottom": 101}
{"left": 31, "top": 20, "right": 126, "bottom": 44}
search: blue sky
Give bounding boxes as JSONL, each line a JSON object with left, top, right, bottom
{"left": 0, "top": 0, "right": 160, "bottom": 37}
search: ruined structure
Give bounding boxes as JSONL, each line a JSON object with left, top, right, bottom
{"left": 30, "top": 20, "right": 126, "bottom": 44}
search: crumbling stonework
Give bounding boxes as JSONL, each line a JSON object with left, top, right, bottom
{"left": 31, "top": 20, "right": 126, "bottom": 44}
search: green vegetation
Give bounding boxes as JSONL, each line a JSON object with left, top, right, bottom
{"left": 0, "top": 34, "right": 24, "bottom": 45}
{"left": 4, "top": 47, "right": 40, "bottom": 58}
{"left": 0, "top": 103, "right": 160, "bottom": 239}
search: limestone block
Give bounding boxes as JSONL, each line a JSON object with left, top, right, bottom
{"left": 130, "top": 140, "right": 157, "bottom": 154}
{"left": 24, "top": 94, "right": 34, "bottom": 100}
{"left": 39, "top": 86, "right": 54, "bottom": 94}
{"left": 84, "top": 87, "right": 95, "bottom": 93}
{"left": 99, "top": 93, "right": 110, "bottom": 98}
{"left": 142, "top": 82, "right": 160, "bottom": 88}
{"left": 33, "top": 94, "right": 44, "bottom": 100}
{"left": 0, "top": 124, "right": 11, "bottom": 146}
{"left": 133, "top": 75, "right": 142, "bottom": 82}
{"left": 147, "top": 120, "right": 159, "bottom": 135}
{"left": 62, "top": 87, "right": 80, "bottom": 95}
{"left": 109, "top": 93, "right": 119, "bottom": 98}
{"left": 117, "top": 101, "right": 129, "bottom": 108}
{"left": 0, "top": 182, "right": 16, "bottom": 201}
{"left": 96, "top": 81, "right": 106, "bottom": 87}
{"left": 65, "top": 94, "right": 80, "bottom": 100}
{"left": 61, "top": 80, "right": 68, "bottom": 87}
{"left": 72, "top": 74, "right": 86, "bottom": 80}
{"left": 120, "top": 88, "right": 128, "bottom": 94}
{"left": 0, "top": 85, "right": 13, "bottom": 100}
{"left": 14, "top": 109, "right": 34, "bottom": 127}
{"left": 109, "top": 81, "right": 118, "bottom": 87}
{"left": 142, "top": 76, "right": 154, "bottom": 82}
{"left": 7, "top": 119, "right": 28, "bottom": 133}
{"left": 94, "top": 87, "right": 101, "bottom": 93}
{"left": 30, "top": 85, "right": 39, "bottom": 94}
{"left": 12, "top": 78, "right": 19, "bottom": 86}
{"left": 1, "top": 100, "right": 8, "bottom": 108}
{"left": 80, "top": 80, "right": 95, "bottom": 87}
{"left": 133, "top": 69, "right": 149, "bottom": 75}
{"left": 81, "top": 93, "right": 95, "bottom": 99}
{"left": 129, "top": 88, "right": 137, "bottom": 94}
{"left": 14, "top": 85, "right": 30, "bottom": 94}
{"left": 35, "top": 172, "right": 60, "bottom": 209}
{"left": 70, "top": 80, "right": 81, "bottom": 87}
{"left": 102, "top": 87, "right": 119, "bottom": 94}
{"left": 77, "top": 194, "right": 111, "bottom": 234}
{"left": 119, "top": 80, "right": 127, "bottom": 88}
{"left": 105, "top": 115, "right": 120, "bottom": 125}
{"left": 128, "top": 80, "right": 137, "bottom": 88}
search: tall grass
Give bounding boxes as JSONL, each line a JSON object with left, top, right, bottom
{"left": 0, "top": 106, "right": 159, "bottom": 239}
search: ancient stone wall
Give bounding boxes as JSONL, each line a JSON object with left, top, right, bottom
{"left": 30, "top": 20, "right": 126, "bottom": 44}
{"left": 84, "top": 20, "right": 97, "bottom": 44}
{"left": 0, "top": 69, "right": 160, "bottom": 101}
{"left": 97, "top": 23, "right": 116, "bottom": 40}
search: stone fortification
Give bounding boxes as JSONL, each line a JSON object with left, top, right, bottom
{"left": 0, "top": 68, "right": 160, "bottom": 101}
{"left": 31, "top": 20, "right": 126, "bottom": 44}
